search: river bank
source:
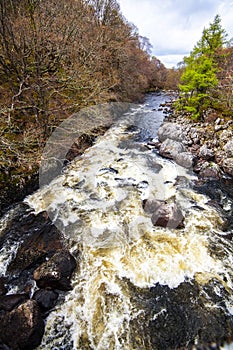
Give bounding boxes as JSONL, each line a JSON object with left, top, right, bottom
{"left": 156, "top": 103, "right": 233, "bottom": 181}
{"left": 0, "top": 126, "right": 109, "bottom": 217}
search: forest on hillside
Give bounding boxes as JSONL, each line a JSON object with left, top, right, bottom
{"left": 0, "top": 0, "right": 179, "bottom": 211}
{"left": 0, "top": 1, "right": 232, "bottom": 213}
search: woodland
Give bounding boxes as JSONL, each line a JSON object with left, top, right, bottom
{"left": 0, "top": 1, "right": 232, "bottom": 212}
{"left": 0, "top": 0, "right": 178, "bottom": 209}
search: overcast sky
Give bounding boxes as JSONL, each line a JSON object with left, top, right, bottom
{"left": 118, "top": 0, "right": 233, "bottom": 68}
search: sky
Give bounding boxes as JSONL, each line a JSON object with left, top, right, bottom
{"left": 118, "top": 0, "right": 233, "bottom": 68}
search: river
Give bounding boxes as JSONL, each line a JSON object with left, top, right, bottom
{"left": 1, "top": 92, "right": 233, "bottom": 349}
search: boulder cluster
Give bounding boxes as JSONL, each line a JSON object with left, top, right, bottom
{"left": 0, "top": 204, "right": 77, "bottom": 350}
{"left": 156, "top": 109, "right": 233, "bottom": 180}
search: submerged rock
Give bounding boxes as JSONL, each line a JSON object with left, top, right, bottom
{"left": 33, "top": 250, "right": 77, "bottom": 290}
{"left": 0, "top": 300, "right": 44, "bottom": 350}
{"left": 97, "top": 167, "right": 119, "bottom": 175}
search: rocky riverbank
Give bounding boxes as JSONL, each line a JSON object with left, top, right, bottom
{"left": 0, "top": 203, "right": 77, "bottom": 349}
{"left": 0, "top": 127, "right": 109, "bottom": 349}
{"left": 0, "top": 126, "right": 108, "bottom": 218}
{"left": 155, "top": 105, "right": 233, "bottom": 181}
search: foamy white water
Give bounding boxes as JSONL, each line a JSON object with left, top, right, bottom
{"left": 22, "top": 95, "right": 233, "bottom": 349}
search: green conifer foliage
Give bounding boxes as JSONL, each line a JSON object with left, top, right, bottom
{"left": 177, "top": 15, "right": 228, "bottom": 120}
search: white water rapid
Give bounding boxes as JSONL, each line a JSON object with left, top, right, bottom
{"left": 1, "top": 93, "right": 233, "bottom": 349}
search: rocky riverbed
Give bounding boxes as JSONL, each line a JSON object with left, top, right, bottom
{"left": 0, "top": 94, "right": 232, "bottom": 350}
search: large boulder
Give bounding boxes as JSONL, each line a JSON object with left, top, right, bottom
{"left": 159, "top": 139, "right": 185, "bottom": 160}
{"left": 175, "top": 152, "right": 196, "bottom": 169}
{"left": 0, "top": 294, "right": 28, "bottom": 312}
{"left": 33, "top": 250, "right": 77, "bottom": 290}
{"left": 143, "top": 199, "right": 184, "bottom": 229}
{"left": 0, "top": 300, "right": 44, "bottom": 350}
{"left": 157, "top": 123, "right": 184, "bottom": 142}
{"left": 33, "top": 289, "right": 58, "bottom": 311}
{"left": 8, "top": 220, "right": 63, "bottom": 272}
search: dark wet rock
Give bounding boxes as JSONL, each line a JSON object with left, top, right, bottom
{"left": 33, "top": 250, "right": 77, "bottom": 290}
{"left": 175, "top": 176, "right": 193, "bottom": 189}
{"left": 0, "top": 278, "right": 7, "bottom": 296}
{"left": 0, "top": 173, "right": 39, "bottom": 219}
{"left": 127, "top": 279, "right": 233, "bottom": 350}
{"left": 193, "top": 159, "right": 205, "bottom": 173}
{"left": 148, "top": 281, "right": 233, "bottom": 349}
{"left": 147, "top": 141, "right": 160, "bottom": 148}
{"left": 8, "top": 218, "right": 63, "bottom": 272}
{"left": 65, "top": 127, "right": 109, "bottom": 164}
{"left": 175, "top": 151, "right": 196, "bottom": 169}
{"left": 137, "top": 181, "right": 149, "bottom": 189}
{"left": 0, "top": 294, "right": 28, "bottom": 312}
{"left": 143, "top": 199, "right": 184, "bottom": 229}
{"left": 145, "top": 156, "right": 163, "bottom": 172}
{"left": 157, "top": 122, "right": 183, "bottom": 142}
{"left": 193, "top": 178, "right": 233, "bottom": 231}
{"left": 98, "top": 167, "right": 119, "bottom": 175}
{"left": 33, "top": 289, "right": 58, "bottom": 311}
{"left": 159, "top": 138, "right": 185, "bottom": 160}
{"left": 151, "top": 203, "right": 184, "bottom": 229}
{"left": 0, "top": 203, "right": 46, "bottom": 250}
{"left": 70, "top": 179, "right": 86, "bottom": 189}
{"left": 0, "top": 300, "right": 44, "bottom": 350}
{"left": 125, "top": 124, "right": 139, "bottom": 133}
{"left": 65, "top": 133, "right": 95, "bottom": 162}
{"left": 114, "top": 177, "right": 136, "bottom": 187}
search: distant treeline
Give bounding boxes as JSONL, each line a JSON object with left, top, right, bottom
{"left": 0, "top": 0, "right": 178, "bottom": 136}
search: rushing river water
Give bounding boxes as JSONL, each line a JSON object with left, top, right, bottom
{"left": 1, "top": 92, "right": 233, "bottom": 349}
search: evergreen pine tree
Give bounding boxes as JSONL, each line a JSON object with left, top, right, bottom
{"left": 177, "top": 15, "right": 228, "bottom": 119}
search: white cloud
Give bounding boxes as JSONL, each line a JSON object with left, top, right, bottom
{"left": 156, "top": 54, "right": 185, "bottom": 68}
{"left": 118, "top": 0, "right": 233, "bottom": 67}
